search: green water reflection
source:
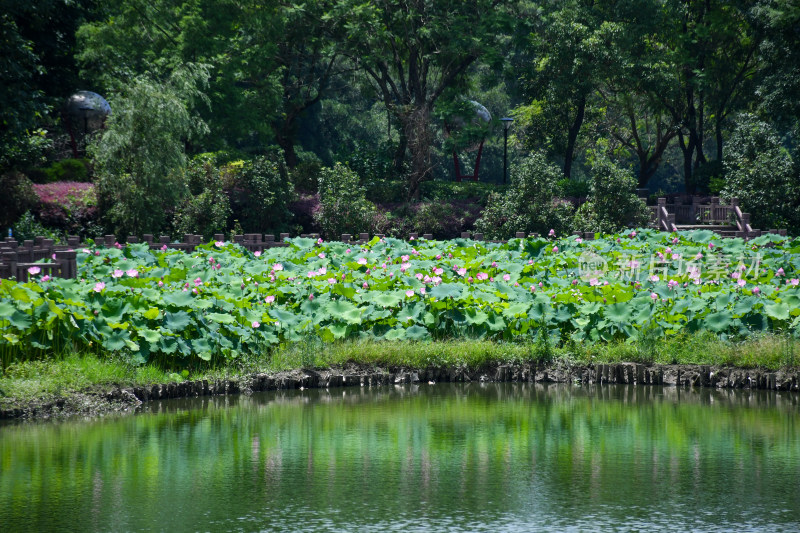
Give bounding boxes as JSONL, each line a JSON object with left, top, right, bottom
{"left": 2, "top": 384, "right": 799, "bottom": 532}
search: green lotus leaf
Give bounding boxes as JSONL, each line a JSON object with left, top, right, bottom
{"left": 192, "top": 338, "right": 213, "bottom": 360}
{"left": 704, "top": 311, "right": 733, "bottom": 332}
{"left": 464, "top": 309, "right": 488, "bottom": 325}
{"left": 764, "top": 302, "right": 790, "bottom": 321}
{"left": 0, "top": 301, "right": 18, "bottom": 317}
{"left": 102, "top": 330, "right": 130, "bottom": 351}
{"left": 605, "top": 303, "right": 632, "bottom": 323}
{"left": 164, "top": 311, "right": 192, "bottom": 331}
{"left": 143, "top": 307, "right": 160, "bottom": 320}
{"left": 6, "top": 310, "right": 32, "bottom": 331}
{"left": 485, "top": 313, "right": 506, "bottom": 331}
{"left": 164, "top": 291, "right": 195, "bottom": 308}
{"left": 405, "top": 325, "right": 430, "bottom": 340}
{"left": 429, "top": 283, "right": 463, "bottom": 300}
{"left": 327, "top": 323, "right": 349, "bottom": 339}
{"left": 138, "top": 328, "right": 162, "bottom": 343}
{"left": 502, "top": 302, "right": 531, "bottom": 318}
{"left": 327, "top": 300, "right": 362, "bottom": 324}
{"left": 207, "top": 313, "right": 236, "bottom": 324}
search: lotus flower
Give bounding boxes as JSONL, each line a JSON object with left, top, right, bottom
{"left": 94, "top": 282, "right": 105, "bottom": 292}
{"left": 27, "top": 266, "right": 41, "bottom": 275}
{"left": 265, "top": 295, "right": 275, "bottom": 303}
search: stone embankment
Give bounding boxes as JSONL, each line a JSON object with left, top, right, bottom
{"left": 2, "top": 362, "right": 799, "bottom": 420}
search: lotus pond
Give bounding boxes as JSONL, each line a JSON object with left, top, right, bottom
{"left": 2, "top": 229, "right": 800, "bottom": 367}
{"left": 1, "top": 383, "right": 799, "bottom": 531}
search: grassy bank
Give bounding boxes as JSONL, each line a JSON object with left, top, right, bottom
{"left": 2, "top": 333, "right": 798, "bottom": 412}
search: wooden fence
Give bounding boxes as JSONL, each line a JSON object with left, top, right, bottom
{"left": 0, "top": 201, "right": 789, "bottom": 281}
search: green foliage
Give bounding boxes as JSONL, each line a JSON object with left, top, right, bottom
{"left": 2, "top": 231, "right": 800, "bottom": 368}
{"left": 315, "top": 163, "right": 377, "bottom": 239}
{"left": 229, "top": 154, "right": 294, "bottom": 233}
{"left": 573, "top": 158, "right": 650, "bottom": 234}
{"left": 557, "top": 178, "right": 590, "bottom": 198}
{"left": 475, "top": 153, "right": 573, "bottom": 239}
{"left": 10, "top": 211, "right": 61, "bottom": 243}
{"left": 0, "top": 171, "right": 37, "bottom": 230}
{"left": 91, "top": 66, "right": 210, "bottom": 236}
{"left": 35, "top": 158, "right": 91, "bottom": 184}
{"left": 721, "top": 114, "right": 799, "bottom": 231}
{"left": 173, "top": 157, "right": 231, "bottom": 239}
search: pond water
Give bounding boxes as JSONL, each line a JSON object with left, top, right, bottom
{"left": 2, "top": 383, "right": 799, "bottom": 532}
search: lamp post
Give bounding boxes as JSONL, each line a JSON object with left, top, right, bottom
{"left": 500, "top": 117, "right": 513, "bottom": 185}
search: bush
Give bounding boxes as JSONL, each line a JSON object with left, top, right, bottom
{"left": 32, "top": 181, "right": 102, "bottom": 239}
{"left": 573, "top": 158, "right": 650, "bottom": 234}
{"left": 557, "top": 178, "right": 590, "bottom": 198}
{"left": 226, "top": 153, "right": 294, "bottom": 233}
{"left": 693, "top": 160, "right": 725, "bottom": 195}
{"left": 474, "top": 153, "right": 573, "bottom": 239}
{"left": 11, "top": 211, "right": 61, "bottom": 243}
{"left": 1, "top": 171, "right": 37, "bottom": 231}
{"left": 721, "top": 114, "right": 799, "bottom": 231}
{"left": 315, "top": 163, "right": 377, "bottom": 239}
{"left": 173, "top": 157, "right": 231, "bottom": 239}
{"left": 33, "top": 158, "right": 91, "bottom": 184}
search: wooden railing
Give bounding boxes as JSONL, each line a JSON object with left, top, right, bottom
{"left": 1, "top": 220, "right": 789, "bottom": 282}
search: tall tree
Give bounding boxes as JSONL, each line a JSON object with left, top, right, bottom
{"left": 331, "top": 0, "right": 513, "bottom": 199}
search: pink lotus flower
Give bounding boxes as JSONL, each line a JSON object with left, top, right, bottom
{"left": 667, "top": 280, "right": 678, "bottom": 289}
{"left": 357, "top": 257, "right": 368, "bottom": 265}
{"left": 576, "top": 238, "right": 582, "bottom": 243}
{"left": 192, "top": 288, "right": 198, "bottom": 294}
{"left": 731, "top": 272, "right": 740, "bottom": 279}
{"left": 194, "top": 277, "right": 203, "bottom": 286}
{"left": 308, "top": 294, "right": 314, "bottom": 301}
{"left": 318, "top": 267, "right": 327, "bottom": 275}
{"left": 572, "top": 279, "right": 578, "bottom": 286}
{"left": 127, "top": 269, "right": 139, "bottom": 278}
{"left": 94, "top": 282, "right": 105, "bottom": 292}
{"left": 650, "top": 292, "right": 658, "bottom": 301}
{"left": 215, "top": 241, "right": 224, "bottom": 247}
{"left": 161, "top": 244, "right": 168, "bottom": 251}
{"left": 649, "top": 275, "right": 659, "bottom": 282}
{"left": 254, "top": 251, "right": 261, "bottom": 257}
{"left": 491, "top": 261, "right": 498, "bottom": 268}
{"left": 209, "top": 257, "right": 215, "bottom": 264}
{"left": 708, "top": 242, "right": 715, "bottom": 249}
{"left": 552, "top": 246, "right": 558, "bottom": 253}
{"left": 95, "top": 251, "right": 100, "bottom": 256}
{"left": 252, "top": 321, "right": 260, "bottom": 328}
{"left": 27, "top": 266, "right": 41, "bottom": 275}
{"left": 401, "top": 255, "right": 410, "bottom": 262}
{"left": 789, "top": 279, "right": 799, "bottom": 286}
{"left": 41, "top": 275, "right": 51, "bottom": 282}
{"left": 590, "top": 278, "right": 600, "bottom": 286}
{"left": 420, "top": 287, "right": 426, "bottom": 294}
{"left": 468, "top": 277, "right": 474, "bottom": 283}
{"left": 435, "top": 254, "right": 442, "bottom": 260}
{"left": 503, "top": 274, "right": 511, "bottom": 281}
{"left": 345, "top": 248, "right": 351, "bottom": 254}
{"left": 548, "top": 229, "right": 555, "bottom": 237}
{"left": 362, "top": 282, "right": 369, "bottom": 289}
{"left": 265, "top": 295, "right": 275, "bottom": 303}
{"left": 327, "top": 278, "right": 336, "bottom": 284}
{"left": 737, "top": 279, "right": 746, "bottom": 287}
{"left": 776, "top": 268, "right": 785, "bottom": 276}
{"left": 432, "top": 276, "right": 442, "bottom": 285}
{"left": 672, "top": 254, "right": 680, "bottom": 260}
{"left": 318, "top": 252, "right": 325, "bottom": 259}
{"left": 458, "top": 268, "right": 467, "bottom": 276}
{"left": 434, "top": 267, "right": 443, "bottom": 275}
{"left": 672, "top": 237, "right": 679, "bottom": 244}
{"left": 400, "top": 262, "right": 411, "bottom": 272}
{"left": 158, "top": 280, "right": 164, "bottom": 287}
{"left": 477, "top": 272, "right": 488, "bottom": 280}
{"left": 112, "top": 269, "right": 123, "bottom": 278}
{"left": 406, "top": 290, "right": 415, "bottom": 297}
{"left": 695, "top": 252, "right": 703, "bottom": 260}
{"left": 317, "top": 238, "right": 323, "bottom": 244}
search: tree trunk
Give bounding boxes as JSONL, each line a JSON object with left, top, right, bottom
{"left": 564, "top": 95, "right": 586, "bottom": 179}
{"left": 275, "top": 130, "right": 297, "bottom": 169}
{"left": 678, "top": 130, "right": 696, "bottom": 193}
{"left": 403, "top": 104, "right": 433, "bottom": 201}
{"left": 715, "top": 114, "right": 723, "bottom": 161}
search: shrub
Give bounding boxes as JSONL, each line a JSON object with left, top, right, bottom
{"left": 721, "top": 114, "right": 799, "bottom": 231}
{"left": 173, "top": 157, "right": 231, "bottom": 239}
{"left": 573, "top": 158, "right": 650, "bottom": 234}
{"left": 226, "top": 154, "right": 294, "bottom": 233}
{"left": 35, "top": 158, "right": 91, "bottom": 183}
{"left": 1, "top": 171, "right": 37, "bottom": 231}
{"left": 32, "top": 181, "right": 101, "bottom": 239}
{"left": 474, "top": 153, "right": 573, "bottom": 239}
{"left": 557, "top": 178, "right": 590, "bottom": 198}
{"left": 11, "top": 211, "right": 61, "bottom": 243}
{"left": 315, "top": 163, "right": 377, "bottom": 239}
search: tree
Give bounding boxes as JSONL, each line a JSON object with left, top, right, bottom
{"left": 90, "top": 67, "right": 209, "bottom": 235}
{"left": 573, "top": 158, "right": 650, "bottom": 234}
{"left": 331, "top": 0, "right": 513, "bottom": 199}
{"left": 721, "top": 114, "right": 799, "bottom": 231}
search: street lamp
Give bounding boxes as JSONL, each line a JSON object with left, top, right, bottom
{"left": 500, "top": 117, "right": 514, "bottom": 185}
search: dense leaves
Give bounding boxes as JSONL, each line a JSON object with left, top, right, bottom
{"left": 2, "top": 230, "right": 799, "bottom": 365}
